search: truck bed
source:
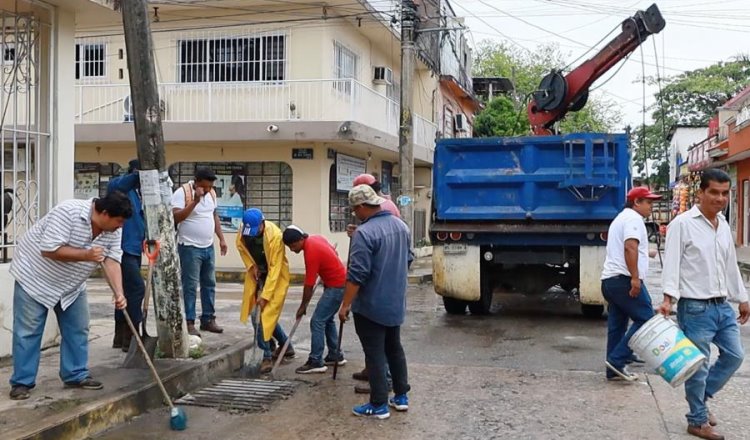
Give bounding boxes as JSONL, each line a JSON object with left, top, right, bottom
{"left": 433, "top": 133, "right": 631, "bottom": 222}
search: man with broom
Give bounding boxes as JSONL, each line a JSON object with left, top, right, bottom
{"left": 9, "top": 192, "right": 131, "bottom": 400}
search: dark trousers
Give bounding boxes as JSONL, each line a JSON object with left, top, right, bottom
{"left": 114, "top": 253, "right": 145, "bottom": 326}
{"left": 353, "top": 313, "right": 410, "bottom": 405}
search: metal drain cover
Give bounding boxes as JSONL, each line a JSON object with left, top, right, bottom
{"left": 175, "top": 379, "right": 296, "bottom": 412}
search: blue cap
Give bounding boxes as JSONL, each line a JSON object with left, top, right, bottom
{"left": 242, "top": 208, "right": 265, "bottom": 237}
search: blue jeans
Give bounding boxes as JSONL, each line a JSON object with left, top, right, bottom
{"left": 252, "top": 316, "right": 290, "bottom": 360}
{"left": 308, "top": 287, "right": 344, "bottom": 366}
{"left": 178, "top": 244, "right": 216, "bottom": 324}
{"left": 601, "top": 275, "right": 654, "bottom": 375}
{"left": 10, "top": 282, "right": 91, "bottom": 387}
{"left": 677, "top": 299, "right": 744, "bottom": 426}
{"left": 114, "top": 253, "right": 145, "bottom": 326}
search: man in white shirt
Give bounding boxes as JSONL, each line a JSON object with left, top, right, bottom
{"left": 658, "top": 169, "right": 749, "bottom": 440}
{"left": 172, "top": 166, "right": 228, "bottom": 336}
{"left": 600, "top": 186, "right": 661, "bottom": 381}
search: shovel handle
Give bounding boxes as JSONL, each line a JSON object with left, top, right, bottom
{"left": 332, "top": 319, "right": 345, "bottom": 380}
{"left": 143, "top": 239, "right": 160, "bottom": 264}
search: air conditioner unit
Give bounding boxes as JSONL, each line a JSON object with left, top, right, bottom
{"left": 373, "top": 66, "right": 393, "bottom": 85}
{"left": 123, "top": 95, "right": 166, "bottom": 123}
{"left": 454, "top": 113, "right": 468, "bottom": 132}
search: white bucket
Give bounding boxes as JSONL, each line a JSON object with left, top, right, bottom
{"left": 628, "top": 315, "right": 706, "bottom": 387}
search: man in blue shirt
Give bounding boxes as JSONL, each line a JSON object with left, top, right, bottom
{"left": 107, "top": 159, "right": 145, "bottom": 351}
{"left": 338, "top": 184, "right": 411, "bottom": 420}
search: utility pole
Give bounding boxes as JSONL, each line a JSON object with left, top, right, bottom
{"left": 120, "top": 0, "right": 189, "bottom": 358}
{"left": 399, "top": 0, "right": 416, "bottom": 244}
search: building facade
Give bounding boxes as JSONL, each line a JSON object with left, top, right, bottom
{"left": 0, "top": 0, "right": 113, "bottom": 358}
{"left": 73, "top": 1, "right": 475, "bottom": 269}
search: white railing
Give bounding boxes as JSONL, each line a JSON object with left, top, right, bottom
{"left": 75, "top": 79, "right": 402, "bottom": 135}
{"left": 413, "top": 114, "right": 438, "bottom": 151}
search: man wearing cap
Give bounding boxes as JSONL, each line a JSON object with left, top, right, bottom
{"left": 106, "top": 160, "right": 146, "bottom": 351}
{"left": 172, "top": 166, "right": 228, "bottom": 336}
{"left": 236, "top": 208, "right": 293, "bottom": 374}
{"left": 283, "top": 226, "right": 347, "bottom": 374}
{"left": 658, "top": 169, "right": 749, "bottom": 440}
{"left": 338, "top": 184, "right": 411, "bottom": 419}
{"left": 347, "top": 173, "right": 401, "bottom": 387}
{"left": 600, "top": 186, "right": 661, "bottom": 382}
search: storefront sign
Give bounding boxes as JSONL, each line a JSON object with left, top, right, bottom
{"left": 292, "top": 148, "right": 313, "bottom": 160}
{"left": 336, "top": 153, "right": 367, "bottom": 192}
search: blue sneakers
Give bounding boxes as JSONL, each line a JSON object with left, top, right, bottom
{"left": 389, "top": 394, "right": 409, "bottom": 411}
{"left": 352, "top": 402, "right": 390, "bottom": 419}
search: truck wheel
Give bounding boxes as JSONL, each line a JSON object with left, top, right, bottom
{"left": 443, "top": 297, "right": 468, "bottom": 315}
{"left": 468, "top": 274, "right": 493, "bottom": 315}
{"left": 581, "top": 304, "right": 604, "bottom": 319}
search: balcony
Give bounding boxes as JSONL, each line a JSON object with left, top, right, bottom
{"left": 75, "top": 79, "right": 438, "bottom": 153}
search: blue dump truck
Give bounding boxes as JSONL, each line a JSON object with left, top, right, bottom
{"left": 430, "top": 133, "right": 631, "bottom": 317}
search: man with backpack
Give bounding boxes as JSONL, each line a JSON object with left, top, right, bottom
{"left": 171, "top": 166, "right": 228, "bottom": 336}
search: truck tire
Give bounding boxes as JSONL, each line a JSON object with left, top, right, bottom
{"left": 581, "top": 304, "right": 604, "bottom": 319}
{"left": 443, "top": 297, "right": 468, "bottom": 315}
{"left": 468, "top": 273, "right": 493, "bottom": 315}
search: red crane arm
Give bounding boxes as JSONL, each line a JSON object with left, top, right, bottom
{"left": 528, "top": 4, "right": 665, "bottom": 135}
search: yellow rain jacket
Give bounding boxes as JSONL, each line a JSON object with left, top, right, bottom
{"left": 236, "top": 221, "right": 290, "bottom": 341}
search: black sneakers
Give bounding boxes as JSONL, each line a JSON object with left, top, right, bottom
{"left": 64, "top": 377, "right": 104, "bottom": 390}
{"left": 295, "top": 361, "right": 328, "bottom": 374}
{"left": 9, "top": 385, "right": 30, "bottom": 400}
{"left": 324, "top": 354, "right": 347, "bottom": 366}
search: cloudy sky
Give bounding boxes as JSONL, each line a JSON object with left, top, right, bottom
{"left": 452, "top": 0, "right": 749, "bottom": 129}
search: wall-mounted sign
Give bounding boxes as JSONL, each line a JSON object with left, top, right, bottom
{"left": 736, "top": 106, "right": 750, "bottom": 127}
{"left": 292, "top": 148, "right": 314, "bottom": 160}
{"left": 336, "top": 153, "right": 366, "bottom": 192}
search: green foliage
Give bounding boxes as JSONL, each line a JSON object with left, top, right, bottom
{"left": 632, "top": 58, "right": 750, "bottom": 187}
{"left": 472, "top": 39, "right": 621, "bottom": 136}
{"left": 474, "top": 96, "right": 527, "bottom": 137}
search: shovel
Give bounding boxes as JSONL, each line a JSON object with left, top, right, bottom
{"left": 123, "top": 240, "right": 160, "bottom": 369}
{"left": 240, "top": 278, "right": 265, "bottom": 377}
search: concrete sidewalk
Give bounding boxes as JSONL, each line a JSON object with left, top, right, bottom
{"left": 0, "top": 284, "right": 253, "bottom": 440}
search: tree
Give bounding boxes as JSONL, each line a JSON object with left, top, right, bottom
{"left": 472, "top": 40, "right": 622, "bottom": 136}
{"left": 632, "top": 58, "right": 750, "bottom": 188}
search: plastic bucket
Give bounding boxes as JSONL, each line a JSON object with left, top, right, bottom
{"left": 628, "top": 315, "right": 706, "bottom": 387}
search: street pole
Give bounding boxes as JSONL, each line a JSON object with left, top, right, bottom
{"left": 399, "top": 0, "right": 416, "bottom": 245}
{"left": 120, "top": 0, "right": 189, "bottom": 358}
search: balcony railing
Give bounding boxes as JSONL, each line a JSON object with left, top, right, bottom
{"left": 75, "top": 79, "right": 437, "bottom": 151}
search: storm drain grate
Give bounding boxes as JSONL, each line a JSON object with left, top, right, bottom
{"left": 175, "top": 379, "right": 297, "bottom": 412}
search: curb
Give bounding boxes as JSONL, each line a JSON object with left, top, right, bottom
{"left": 90, "top": 269, "right": 433, "bottom": 285}
{"left": 8, "top": 339, "right": 253, "bottom": 440}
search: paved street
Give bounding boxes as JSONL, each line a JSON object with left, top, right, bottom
{"left": 85, "top": 254, "right": 750, "bottom": 440}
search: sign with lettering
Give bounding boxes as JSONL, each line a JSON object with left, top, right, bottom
{"left": 336, "top": 153, "right": 367, "bottom": 192}
{"left": 292, "top": 148, "right": 314, "bottom": 160}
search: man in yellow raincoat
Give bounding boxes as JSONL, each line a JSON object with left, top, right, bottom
{"left": 236, "top": 208, "right": 294, "bottom": 373}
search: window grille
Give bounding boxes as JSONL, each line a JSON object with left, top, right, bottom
{"left": 169, "top": 161, "right": 293, "bottom": 228}
{"left": 178, "top": 34, "right": 286, "bottom": 83}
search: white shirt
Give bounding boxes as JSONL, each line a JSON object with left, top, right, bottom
{"left": 662, "top": 205, "right": 748, "bottom": 303}
{"left": 601, "top": 208, "right": 650, "bottom": 280}
{"left": 171, "top": 181, "right": 217, "bottom": 248}
{"left": 10, "top": 199, "right": 123, "bottom": 310}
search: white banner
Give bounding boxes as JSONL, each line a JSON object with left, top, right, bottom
{"left": 336, "top": 153, "right": 366, "bottom": 192}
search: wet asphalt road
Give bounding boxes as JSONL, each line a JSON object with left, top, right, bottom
{"left": 89, "top": 261, "right": 750, "bottom": 440}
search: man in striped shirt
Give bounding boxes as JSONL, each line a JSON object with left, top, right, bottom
{"left": 8, "top": 192, "right": 132, "bottom": 400}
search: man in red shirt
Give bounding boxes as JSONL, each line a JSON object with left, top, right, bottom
{"left": 283, "top": 226, "right": 348, "bottom": 373}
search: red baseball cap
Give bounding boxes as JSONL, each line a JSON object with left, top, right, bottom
{"left": 353, "top": 173, "right": 377, "bottom": 186}
{"left": 627, "top": 187, "right": 662, "bottom": 202}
